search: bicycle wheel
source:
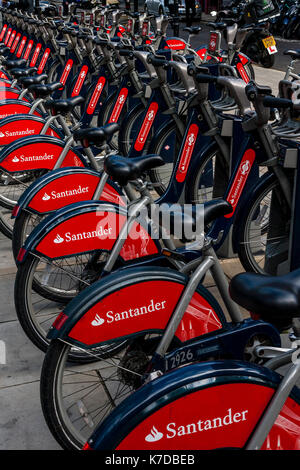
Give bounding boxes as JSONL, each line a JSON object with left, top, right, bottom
{"left": 186, "top": 146, "right": 229, "bottom": 204}
{"left": 147, "top": 120, "right": 184, "bottom": 199}
{"left": 238, "top": 176, "right": 291, "bottom": 275}
{"left": 12, "top": 210, "right": 45, "bottom": 260}
{"left": 40, "top": 336, "right": 159, "bottom": 449}
{"left": 14, "top": 251, "right": 116, "bottom": 352}
{"left": 0, "top": 169, "right": 38, "bottom": 208}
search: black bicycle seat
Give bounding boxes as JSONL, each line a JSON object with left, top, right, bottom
{"left": 207, "top": 22, "right": 230, "bottom": 31}
{"left": 183, "top": 26, "right": 202, "bottom": 34}
{"left": 10, "top": 67, "right": 37, "bottom": 78}
{"left": 0, "top": 46, "right": 11, "bottom": 55}
{"left": 73, "top": 123, "right": 120, "bottom": 147}
{"left": 3, "top": 58, "right": 27, "bottom": 69}
{"left": 104, "top": 154, "right": 164, "bottom": 186}
{"left": 29, "top": 82, "right": 62, "bottom": 98}
{"left": 283, "top": 49, "right": 300, "bottom": 60}
{"left": 159, "top": 199, "right": 232, "bottom": 242}
{"left": 19, "top": 74, "right": 48, "bottom": 87}
{"left": 230, "top": 269, "right": 300, "bottom": 330}
{"left": 45, "top": 96, "right": 85, "bottom": 115}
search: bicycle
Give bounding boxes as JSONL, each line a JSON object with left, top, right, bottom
{"left": 83, "top": 269, "right": 300, "bottom": 450}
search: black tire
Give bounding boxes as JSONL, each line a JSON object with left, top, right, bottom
{"left": 40, "top": 338, "right": 131, "bottom": 449}
{"left": 0, "top": 170, "right": 37, "bottom": 209}
{"left": 12, "top": 210, "right": 45, "bottom": 261}
{"left": 118, "top": 102, "right": 150, "bottom": 157}
{"left": 0, "top": 206, "right": 14, "bottom": 239}
{"left": 14, "top": 254, "right": 75, "bottom": 352}
{"left": 237, "top": 175, "right": 291, "bottom": 275}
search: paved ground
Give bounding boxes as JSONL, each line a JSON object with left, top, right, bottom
{"left": 0, "top": 20, "right": 295, "bottom": 449}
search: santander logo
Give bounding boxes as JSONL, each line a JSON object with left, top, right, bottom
{"left": 144, "top": 408, "right": 249, "bottom": 443}
{"left": 0, "top": 128, "right": 35, "bottom": 138}
{"left": 90, "top": 298, "right": 167, "bottom": 326}
{"left": 52, "top": 226, "right": 113, "bottom": 245}
{"left": 145, "top": 426, "right": 164, "bottom": 442}
{"left": 91, "top": 314, "right": 105, "bottom": 326}
{"left": 41, "top": 185, "right": 89, "bottom": 202}
{"left": 11, "top": 153, "right": 54, "bottom": 163}
{"left": 53, "top": 234, "right": 64, "bottom": 244}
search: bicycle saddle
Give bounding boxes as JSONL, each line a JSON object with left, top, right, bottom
{"left": 0, "top": 46, "right": 11, "bottom": 55}
{"left": 29, "top": 82, "right": 63, "bottom": 98}
{"left": 10, "top": 67, "right": 37, "bottom": 78}
{"left": 73, "top": 123, "right": 120, "bottom": 147}
{"left": 159, "top": 199, "right": 232, "bottom": 241}
{"left": 3, "top": 58, "right": 27, "bottom": 69}
{"left": 104, "top": 154, "right": 165, "bottom": 186}
{"left": 230, "top": 269, "right": 300, "bottom": 330}
{"left": 283, "top": 49, "right": 300, "bottom": 60}
{"left": 45, "top": 96, "right": 85, "bottom": 115}
{"left": 19, "top": 74, "right": 48, "bottom": 88}
{"left": 183, "top": 26, "right": 202, "bottom": 34}
{"left": 207, "top": 22, "right": 233, "bottom": 30}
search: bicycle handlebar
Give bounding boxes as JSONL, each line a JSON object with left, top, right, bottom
{"left": 263, "top": 96, "right": 293, "bottom": 109}
{"left": 146, "top": 54, "right": 169, "bottom": 69}
{"left": 195, "top": 73, "right": 218, "bottom": 84}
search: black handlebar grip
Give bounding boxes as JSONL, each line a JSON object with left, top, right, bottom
{"left": 195, "top": 73, "right": 217, "bottom": 84}
{"left": 119, "top": 49, "right": 134, "bottom": 58}
{"left": 147, "top": 55, "right": 169, "bottom": 68}
{"left": 263, "top": 96, "right": 293, "bottom": 109}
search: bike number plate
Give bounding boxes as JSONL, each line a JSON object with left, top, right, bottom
{"left": 262, "top": 36, "right": 277, "bottom": 55}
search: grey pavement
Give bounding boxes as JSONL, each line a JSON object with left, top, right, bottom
{"left": 0, "top": 61, "right": 294, "bottom": 449}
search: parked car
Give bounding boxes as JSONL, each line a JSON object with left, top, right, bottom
{"left": 144, "top": 0, "right": 202, "bottom": 20}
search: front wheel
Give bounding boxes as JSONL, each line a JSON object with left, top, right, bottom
{"left": 12, "top": 210, "right": 45, "bottom": 261}
{"left": 237, "top": 175, "right": 291, "bottom": 275}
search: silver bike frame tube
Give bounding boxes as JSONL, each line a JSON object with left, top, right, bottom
{"left": 155, "top": 255, "right": 215, "bottom": 357}
{"left": 103, "top": 196, "right": 151, "bottom": 273}
{"left": 29, "top": 97, "right": 45, "bottom": 114}
{"left": 246, "top": 356, "right": 300, "bottom": 450}
{"left": 207, "top": 246, "right": 243, "bottom": 323}
{"left": 93, "top": 172, "right": 109, "bottom": 200}
{"left": 53, "top": 136, "right": 74, "bottom": 169}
